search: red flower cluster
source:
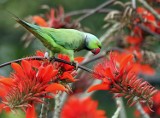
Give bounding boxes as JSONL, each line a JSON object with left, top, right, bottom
{"left": 61, "top": 97, "right": 107, "bottom": 118}
{"left": 115, "top": 50, "right": 155, "bottom": 76}
{"left": 0, "top": 51, "right": 83, "bottom": 118}
{"left": 88, "top": 52, "right": 157, "bottom": 108}
{"left": 127, "top": 7, "right": 160, "bottom": 46}
{"left": 123, "top": 6, "right": 158, "bottom": 76}
{"left": 33, "top": 6, "right": 77, "bottom": 29}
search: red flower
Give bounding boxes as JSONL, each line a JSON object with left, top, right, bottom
{"left": 61, "top": 97, "right": 107, "bottom": 118}
{"left": 57, "top": 54, "right": 84, "bottom": 71}
{"left": 126, "top": 35, "right": 143, "bottom": 45}
{"left": 0, "top": 60, "right": 66, "bottom": 111}
{"left": 113, "top": 50, "right": 155, "bottom": 76}
{"left": 136, "top": 7, "right": 157, "bottom": 32}
{"left": 132, "top": 63, "right": 155, "bottom": 76}
{"left": 33, "top": 16, "right": 48, "bottom": 27}
{"left": 33, "top": 6, "right": 77, "bottom": 29}
{"left": 88, "top": 52, "right": 157, "bottom": 108}
{"left": 0, "top": 50, "right": 84, "bottom": 116}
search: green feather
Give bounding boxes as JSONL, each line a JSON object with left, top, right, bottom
{"left": 41, "top": 28, "right": 85, "bottom": 51}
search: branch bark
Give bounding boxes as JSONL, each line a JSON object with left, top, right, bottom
{"left": 76, "top": 0, "right": 116, "bottom": 22}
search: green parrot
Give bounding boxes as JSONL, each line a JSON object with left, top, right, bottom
{"left": 13, "top": 16, "right": 102, "bottom": 62}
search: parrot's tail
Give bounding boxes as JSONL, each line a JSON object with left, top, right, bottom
{"left": 8, "top": 11, "right": 40, "bottom": 34}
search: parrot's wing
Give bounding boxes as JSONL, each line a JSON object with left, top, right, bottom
{"left": 42, "top": 28, "right": 85, "bottom": 50}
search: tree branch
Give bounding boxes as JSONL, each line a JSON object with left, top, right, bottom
{"left": 0, "top": 56, "right": 93, "bottom": 73}
{"left": 76, "top": 0, "right": 116, "bottom": 22}
{"left": 137, "top": 23, "right": 160, "bottom": 39}
{"left": 134, "top": 97, "right": 150, "bottom": 118}
{"left": 52, "top": 92, "right": 63, "bottom": 118}
{"left": 131, "top": 0, "right": 136, "bottom": 9}
{"left": 39, "top": 98, "right": 49, "bottom": 118}
{"left": 112, "top": 97, "right": 123, "bottom": 118}
{"left": 65, "top": 8, "right": 112, "bottom": 17}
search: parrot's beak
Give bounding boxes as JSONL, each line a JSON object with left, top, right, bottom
{"left": 91, "top": 48, "right": 101, "bottom": 55}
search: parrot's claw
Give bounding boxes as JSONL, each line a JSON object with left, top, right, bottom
{"left": 71, "top": 61, "right": 79, "bottom": 70}
{"left": 44, "top": 52, "right": 49, "bottom": 59}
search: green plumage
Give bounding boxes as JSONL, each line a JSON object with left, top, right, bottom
{"left": 13, "top": 16, "right": 101, "bottom": 61}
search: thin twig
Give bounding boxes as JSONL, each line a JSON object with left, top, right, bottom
{"left": 137, "top": 23, "right": 160, "bottom": 39}
{"left": 65, "top": 8, "right": 112, "bottom": 17}
{"left": 131, "top": 0, "right": 136, "bottom": 9}
{"left": 76, "top": 0, "right": 116, "bottom": 22}
{"left": 52, "top": 92, "right": 63, "bottom": 118}
{"left": 112, "top": 97, "right": 122, "bottom": 118}
{"left": 81, "top": 51, "right": 106, "bottom": 65}
{"left": 138, "top": 0, "right": 160, "bottom": 20}
{"left": 39, "top": 98, "right": 49, "bottom": 118}
{"left": 134, "top": 97, "right": 150, "bottom": 118}
{"left": 0, "top": 56, "right": 44, "bottom": 68}
{"left": 0, "top": 56, "right": 93, "bottom": 73}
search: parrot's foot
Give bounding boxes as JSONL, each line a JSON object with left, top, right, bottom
{"left": 44, "top": 52, "right": 49, "bottom": 59}
{"left": 71, "top": 61, "right": 79, "bottom": 70}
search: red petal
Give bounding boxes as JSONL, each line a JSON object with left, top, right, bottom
{"left": 21, "top": 60, "right": 32, "bottom": 75}
{"left": 120, "top": 54, "right": 133, "bottom": 71}
{"left": 44, "top": 69, "right": 58, "bottom": 82}
{"left": 87, "top": 83, "right": 110, "bottom": 92}
{"left": 30, "top": 60, "right": 41, "bottom": 68}
{"left": 45, "top": 83, "right": 66, "bottom": 92}
{"left": 33, "top": 16, "right": 48, "bottom": 27}
{"left": 11, "top": 63, "right": 25, "bottom": 78}
{"left": 36, "top": 51, "right": 44, "bottom": 57}
{"left": 26, "top": 104, "right": 37, "bottom": 118}
{"left": 61, "top": 72, "right": 75, "bottom": 82}
{"left": 42, "top": 65, "right": 54, "bottom": 82}
{"left": 74, "top": 57, "right": 84, "bottom": 63}
{"left": 0, "top": 77, "right": 13, "bottom": 86}
{"left": 37, "top": 66, "right": 45, "bottom": 80}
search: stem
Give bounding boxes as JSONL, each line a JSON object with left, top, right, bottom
{"left": 81, "top": 51, "right": 106, "bottom": 65}
{"left": 65, "top": 8, "right": 112, "bottom": 17}
{"left": 0, "top": 56, "right": 93, "bottom": 73}
{"left": 112, "top": 97, "right": 122, "bottom": 118}
{"left": 131, "top": 0, "right": 136, "bottom": 9}
{"left": 0, "top": 56, "right": 44, "bottom": 68}
{"left": 114, "top": 97, "right": 127, "bottom": 118}
{"left": 134, "top": 97, "right": 150, "bottom": 118}
{"left": 39, "top": 98, "right": 49, "bottom": 118}
{"left": 137, "top": 24, "right": 160, "bottom": 39}
{"left": 76, "top": 0, "right": 116, "bottom": 22}
{"left": 52, "top": 92, "right": 63, "bottom": 118}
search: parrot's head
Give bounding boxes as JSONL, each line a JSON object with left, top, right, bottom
{"left": 85, "top": 33, "right": 102, "bottom": 55}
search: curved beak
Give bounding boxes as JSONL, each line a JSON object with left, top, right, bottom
{"left": 91, "top": 48, "right": 101, "bottom": 55}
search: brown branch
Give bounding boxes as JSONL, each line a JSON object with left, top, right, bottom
{"left": 137, "top": 24, "right": 160, "bottom": 39}
{"left": 0, "top": 56, "right": 93, "bottom": 73}
{"left": 76, "top": 0, "right": 116, "bottom": 22}
{"left": 0, "top": 56, "right": 44, "bottom": 68}
{"left": 65, "top": 8, "right": 112, "bottom": 18}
